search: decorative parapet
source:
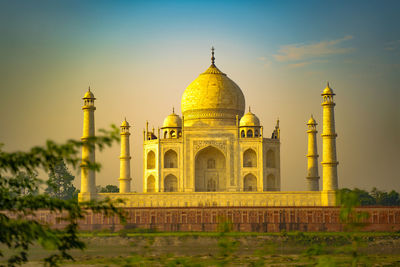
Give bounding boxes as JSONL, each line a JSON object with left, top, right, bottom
{"left": 98, "top": 191, "right": 332, "bottom": 207}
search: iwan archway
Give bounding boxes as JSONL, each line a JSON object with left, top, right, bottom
{"left": 195, "top": 146, "right": 226, "bottom": 192}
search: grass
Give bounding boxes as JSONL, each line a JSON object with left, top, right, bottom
{"left": 3, "top": 231, "right": 400, "bottom": 266}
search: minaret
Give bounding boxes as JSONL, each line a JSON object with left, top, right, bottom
{"left": 78, "top": 87, "right": 97, "bottom": 202}
{"left": 321, "top": 83, "right": 338, "bottom": 191}
{"left": 306, "top": 115, "right": 319, "bottom": 191}
{"left": 271, "top": 118, "right": 280, "bottom": 139}
{"left": 119, "top": 118, "right": 132, "bottom": 193}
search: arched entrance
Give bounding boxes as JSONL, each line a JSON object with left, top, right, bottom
{"left": 164, "top": 174, "right": 178, "bottom": 192}
{"left": 147, "top": 175, "right": 155, "bottom": 192}
{"left": 164, "top": 149, "right": 177, "bottom": 168}
{"left": 195, "top": 146, "right": 226, "bottom": 192}
{"left": 243, "top": 174, "right": 257, "bottom": 191}
{"left": 243, "top": 148, "right": 257, "bottom": 167}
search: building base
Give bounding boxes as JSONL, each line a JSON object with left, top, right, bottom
{"left": 96, "top": 191, "right": 336, "bottom": 207}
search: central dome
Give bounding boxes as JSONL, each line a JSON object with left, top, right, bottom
{"left": 181, "top": 58, "right": 245, "bottom": 126}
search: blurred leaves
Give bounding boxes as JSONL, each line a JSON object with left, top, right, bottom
{"left": 0, "top": 125, "right": 124, "bottom": 266}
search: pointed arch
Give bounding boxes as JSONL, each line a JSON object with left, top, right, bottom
{"left": 247, "top": 129, "right": 253, "bottom": 138}
{"left": 243, "top": 148, "right": 257, "bottom": 167}
{"left": 195, "top": 146, "right": 226, "bottom": 192}
{"left": 147, "top": 175, "right": 155, "bottom": 192}
{"left": 164, "top": 149, "right": 178, "bottom": 168}
{"left": 244, "top": 174, "right": 257, "bottom": 192}
{"left": 164, "top": 174, "right": 178, "bottom": 192}
{"left": 147, "top": 150, "right": 155, "bottom": 169}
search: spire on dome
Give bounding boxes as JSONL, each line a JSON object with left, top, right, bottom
{"left": 121, "top": 117, "right": 130, "bottom": 128}
{"left": 308, "top": 114, "right": 317, "bottom": 125}
{"left": 322, "top": 81, "right": 335, "bottom": 95}
{"left": 83, "top": 86, "right": 95, "bottom": 100}
{"left": 211, "top": 46, "right": 215, "bottom": 65}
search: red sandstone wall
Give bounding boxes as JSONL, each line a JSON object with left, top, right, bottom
{"left": 11, "top": 206, "right": 400, "bottom": 232}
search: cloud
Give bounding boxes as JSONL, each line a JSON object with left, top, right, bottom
{"left": 286, "top": 59, "right": 328, "bottom": 69}
{"left": 385, "top": 40, "right": 400, "bottom": 51}
{"left": 258, "top": 56, "right": 272, "bottom": 67}
{"left": 273, "top": 35, "right": 354, "bottom": 63}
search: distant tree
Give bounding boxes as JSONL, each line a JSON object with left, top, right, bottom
{"left": 339, "top": 187, "right": 400, "bottom": 207}
{"left": 99, "top": 185, "right": 119, "bottom": 193}
{"left": 45, "top": 161, "right": 77, "bottom": 200}
{"left": 370, "top": 187, "right": 400, "bottom": 206}
{"left": 353, "top": 188, "right": 376, "bottom": 206}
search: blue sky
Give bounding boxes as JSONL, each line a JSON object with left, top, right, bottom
{"left": 0, "top": 0, "right": 399, "bottom": 191}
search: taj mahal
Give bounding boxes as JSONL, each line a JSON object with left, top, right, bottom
{"left": 78, "top": 48, "right": 339, "bottom": 207}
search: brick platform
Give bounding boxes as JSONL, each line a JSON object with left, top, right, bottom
{"left": 14, "top": 206, "right": 400, "bottom": 232}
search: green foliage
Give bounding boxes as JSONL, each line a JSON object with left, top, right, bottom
{"left": 338, "top": 187, "right": 400, "bottom": 206}
{"left": 215, "top": 217, "right": 239, "bottom": 266}
{"left": 98, "top": 184, "right": 119, "bottom": 193}
{"left": 337, "top": 189, "right": 370, "bottom": 231}
{"left": 0, "top": 125, "right": 125, "bottom": 266}
{"left": 45, "top": 161, "right": 77, "bottom": 200}
{"left": 216, "top": 216, "right": 233, "bottom": 233}
{"left": 371, "top": 187, "right": 400, "bottom": 206}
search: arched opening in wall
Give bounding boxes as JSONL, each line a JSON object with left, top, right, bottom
{"left": 243, "top": 174, "right": 257, "bottom": 191}
{"left": 255, "top": 130, "right": 259, "bottom": 137}
{"left": 266, "top": 149, "right": 275, "bottom": 168}
{"left": 247, "top": 129, "right": 253, "bottom": 138}
{"left": 243, "top": 149, "right": 257, "bottom": 167}
{"left": 147, "top": 175, "right": 155, "bottom": 192}
{"left": 178, "top": 131, "right": 182, "bottom": 137}
{"left": 147, "top": 151, "right": 156, "bottom": 169}
{"left": 195, "top": 146, "right": 226, "bottom": 192}
{"left": 164, "top": 149, "right": 178, "bottom": 168}
{"left": 170, "top": 130, "right": 176, "bottom": 138}
{"left": 164, "top": 174, "right": 178, "bottom": 192}
{"left": 241, "top": 130, "right": 245, "bottom": 138}
{"left": 267, "top": 174, "right": 275, "bottom": 191}
{"left": 164, "top": 131, "right": 168, "bottom": 139}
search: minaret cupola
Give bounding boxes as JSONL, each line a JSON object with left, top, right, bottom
{"left": 162, "top": 108, "right": 182, "bottom": 139}
{"left": 239, "top": 107, "right": 263, "bottom": 138}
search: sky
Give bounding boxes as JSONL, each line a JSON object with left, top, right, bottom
{"left": 0, "top": 0, "right": 399, "bottom": 192}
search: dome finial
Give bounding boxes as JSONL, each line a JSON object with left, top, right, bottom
{"left": 327, "top": 81, "right": 330, "bottom": 88}
{"left": 172, "top": 106, "right": 175, "bottom": 114}
{"left": 88, "top": 85, "right": 91, "bottom": 92}
{"left": 249, "top": 106, "right": 251, "bottom": 113}
{"left": 211, "top": 46, "right": 215, "bottom": 65}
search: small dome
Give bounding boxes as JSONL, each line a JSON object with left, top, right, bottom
{"left": 121, "top": 119, "right": 130, "bottom": 127}
{"left": 307, "top": 115, "right": 317, "bottom": 125}
{"left": 240, "top": 110, "right": 260, "bottom": 127}
{"left": 163, "top": 111, "right": 182, "bottom": 128}
{"left": 83, "top": 88, "right": 95, "bottom": 99}
{"left": 322, "top": 83, "right": 334, "bottom": 95}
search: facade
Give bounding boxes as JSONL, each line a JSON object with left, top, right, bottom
{"left": 143, "top": 51, "right": 281, "bottom": 194}
{"left": 78, "top": 49, "right": 339, "bottom": 207}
